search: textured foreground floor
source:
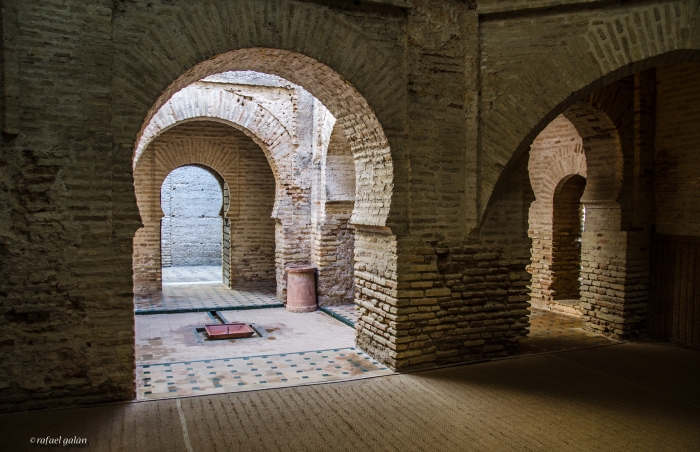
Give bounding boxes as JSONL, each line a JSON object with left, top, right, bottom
{"left": 135, "top": 309, "right": 357, "bottom": 365}
{"left": 134, "top": 281, "right": 280, "bottom": 314}
{"left": 2, "top": 342, "right": 699, "bottom": 452}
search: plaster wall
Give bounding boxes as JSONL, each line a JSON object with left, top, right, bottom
{"left": 160, "top": 166, "right": 223, "bottom": 267}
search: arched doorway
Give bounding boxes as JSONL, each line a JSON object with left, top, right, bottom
{"left": 551, "top": 175, "right": 586, "bottom": 306}
{"left": 482, "top": 56, "right": 700, "bottom": 355}
{"left": 161, "top": 165, "right": 223, "bottom": 283}
{"left": 131, "top": 64, "right": 394, "bottom": 400}
{"left": 129, "top": 49, "right": 397, "bottom": 363}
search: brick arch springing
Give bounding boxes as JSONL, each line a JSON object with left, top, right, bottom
{"left": 524, "top": 101, "right": 632, "bottom": 338}
{"left": 134, "top": 125, "right": 276, "bottom": 295}
{"left": 480, "top": 25, "right": 700, "bottom": 222}
{"left": 528, "top": 115, "right": 587, "bottom": 212}
{"left": 527, "top": 114, "right": 588, "bottom": 311}
{"left": 562, "top": 102, "right": 623, "bottom": 210}
{"left": 527, "top": 102, "right": 624, "bottom": 231}
{"left": 133, "top": 48, "right": 393, "bottom": 228}
{"left": 134, "top": 84, "right": 295, "bottom": 220}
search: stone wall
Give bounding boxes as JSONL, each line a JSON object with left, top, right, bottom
{"left": 161, "top": 165, "right": 223, "bottom": 267}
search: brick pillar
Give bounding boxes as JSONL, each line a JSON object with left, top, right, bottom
{"left": 579, "top": 203, "right": 646, "bottom": 338}
{"left": 353, "top": 228, "right": 401, "bottom": 367}
{"left": 355, "top": 233, "right": 532, "bottom": 370}
{"left": 528, "top": 200, "right": 555, "bottom": 309}
{"left": 132, "top": 223, "right": 162, "bottom": 295}
{"left": 274, "top": 215, "right": 311, "bottom": 302}
{"left": 312, "top": 201, "right": 355, "bottom": 306}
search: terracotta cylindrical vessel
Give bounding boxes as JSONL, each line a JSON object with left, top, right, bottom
{"left": 285, "top": 266, "right": 317, "bottom": 313}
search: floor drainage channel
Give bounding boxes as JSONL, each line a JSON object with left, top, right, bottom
{"left": 319, "top": 306, "right": 356, "bottom": 328}
{"left": 135, "top": 303, "right": 284, "bottom": 315}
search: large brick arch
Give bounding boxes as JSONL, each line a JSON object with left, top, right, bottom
{"left": 562, "top": 103, "right": 623, "bottom": 209}
{"left": 134, "top": 135, "right": 237, "bottom": 295}
{"left": 524, "top": 101, "right": 631, "bottom": 337}
{"left": 111, "top": 5, "right": 402, "bottom": 368}
{"left": 479, "top": 0, "right": 700, "bottom": 220}
{"left": 129, "top": 47, "right": 394, "bottom": 228}
{"left": 488, "top": 102, "right": 621, "bottom": 232}
{"left": 135, "top": 138, "right": 236, "bottom": 224}
{"left": 528, "top": 115, "right": 587, "bottom": 214}
{"left": 134, "top": 84, "right": 295, "bottom": 220}
{"left": 134, "top": 127, "right": 276, "bottom": 295}
{"left": 527, "top": 106, "right": 622, "bottom": 313}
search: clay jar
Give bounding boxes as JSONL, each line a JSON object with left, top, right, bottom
{"left": 285, "top": 266, "right": 317, "bottom": 313}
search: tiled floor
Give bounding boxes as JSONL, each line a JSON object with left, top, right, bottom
{"left": 134, "top": 266, "right": 619, "bottom": 401}
{"left": 515, "top": 308, "right": 620, "bottom": 355}
{"left": 162, "top": 265, "right": 222, "bottom": 284}
{"left": 135, "top": 308, "right": 356, "bottom": 365}
{"left": 135, "top": 307, "right": 391, "bottom": 400}
{"left": 319, "top": 304, "right": 359, "bottom": 326}
{"left": 135, "top": 281, "right": 280, "bottom": 314}
{"left": 137, "top": 348, "right": 391, "bottom": 400}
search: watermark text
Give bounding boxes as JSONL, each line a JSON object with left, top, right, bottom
{"left": 30, "top": 436, "right": 89, "bottom": 448}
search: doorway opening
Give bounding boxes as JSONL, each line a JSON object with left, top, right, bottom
{"left": 161, "top": 165, "right": 223, "bottom": 285}
{"left": 550, "top": 174, "right": 586, "bottom": 313}
{"left": 132, "top": 64, "right": 393, "bottom": 400}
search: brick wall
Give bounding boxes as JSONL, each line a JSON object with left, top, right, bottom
{"left": 526, "top": 92, "right": 652, "bottom": 339}
{"left": 527, "top": 115, "right": 587, "bottom": 311}
{"left": 655, "top": 64, "right": 700, "bottom": 237}
{"left": 311, "top": 117, "right": 356, "bottom": 306}
{"left": 2, "top": 0, "right": 700, "bottom": 413}
{"left": 134, "top": 121, "right": 276, "bottom": 293}
{"left": 479, "top": 1, "right": 698, "bottom": 218}
{"left": 649, "top": 63, "right": 700, "bottom": 348}
{"left": 356, "top": 151, "right": 534, "bottom": 370}
{"left": 0, "top": 0, "right": 137, "bottom": 412}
